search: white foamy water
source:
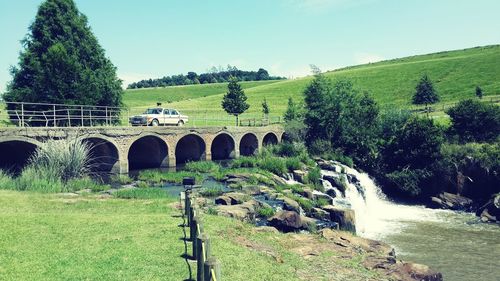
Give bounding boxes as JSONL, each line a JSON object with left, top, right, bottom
{"left": 322, "top": 165, "right": 449, "bottom": 240}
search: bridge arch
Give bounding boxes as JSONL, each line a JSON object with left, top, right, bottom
{"left": 128, "top": 134, "right": 169, "bottom": 170}
{"left": 175, "top": 134, "right": 206, "bottom": 165}
{"left": 263, "top": 132, "right": 279, "bottom": 146}
{"left": 0, "top": 137, "right": 41, "bottom": 173}
{"left": 81, "top": 136, "right": 120, "bottom": 173}
{"left": 239, "top": 133, "right": 259, "bottom": 156}
{"left": 211, "top": 133, "right": 236, "bottom": 160}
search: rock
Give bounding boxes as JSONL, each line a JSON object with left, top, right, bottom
{"left": 476, "top": 194, "right": 500, "bottom": 223}
{"left": 282, "top": 197, "right": 301, "bottom": 213}
{"left": 75, "top": 189, "right": 92, "bottom": 194}
{"left": 399, "top": 262, "right": 443, "bottom": 281}
{"left": 312, "top": 190, "right": 334, "bottom": 205}
{"left": 282, "top": 189, "right": 293, "bottom": 196}
{"left": 323, "top": 175, "right": 347, "bottom": 194}
{"left": 310, "top": 207, "right": 329, "bottom": 220}
{"left": 299, "top": 188, "right": 314, "bottom": 199}
{"left": 430, "top": 192, "right": 473, "bottom": 211}
{"left": 271, "top": 174, "right": 287, "bottom": 186}
{"left": 300, "top": 216, "right": 317, "bottom": 231}
{"left": 317, "top": 160, "right": 341, "bottom": 173}
{"left": 325, "top": 188, "right": 338, "bottom": 198}
{"left": 322, "top": 205, "right": 356, "bottom": 233}
{"left": 215, "top": 195, "right": 232, "bottom": 205}
{"left": 241, "top": 185, "right": 262, "bottom": 195}
{"left": 293, "top": 170, "right": 308, "bottom": 183}
{"left": 267, "top": 211, "right": 303, "bottom": 232}
{"left": 216, "top": 199, "right": 260, "bottom": 222}
{"left": 254, "top": 226, "right": 279, "bottom": 234}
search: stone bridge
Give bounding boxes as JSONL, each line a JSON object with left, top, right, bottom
{"left": 0, "top": 125, "right": 285, "bottom": 174}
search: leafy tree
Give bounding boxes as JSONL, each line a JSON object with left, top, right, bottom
{"left": 412, "top": 74, "right": 439, "bottom": 111}
{"left": 221, "top": 77, "right": 250, "bottom": 126}
{"left": 284, "top": 97, "right": 302, "bottom": 122}
{"left": 475, "top": 86, "right": 483, "bottom": 99}
{"left": 3, "top": 0, "right": 122, "bottom": 124}
{"left": 303, "top": 74, "right": 380, "bottom": 169}
{"left": 382, "top": 117, "right": 444, "bottom": 197}
{"left": 262, "top": 98, "right": 270, "bottom": 118}
{"left": 446, "top": 99, "right": 500, "bottom": 143}
{"left": 256, "top": 68, "right": 270, "bottom": 81}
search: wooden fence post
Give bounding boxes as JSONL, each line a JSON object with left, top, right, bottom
{"left": 185, "top": 190, "right": 192, "bottom": 226}
{"left": 204, "top": 257, "right": 221, "bottom": 281}
{"left": 197, "top": 234, "right": 211, "bottom": 281}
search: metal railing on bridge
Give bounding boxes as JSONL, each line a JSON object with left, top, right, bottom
{"left": 0, "top": 101, "right": 283, "bottom": 128}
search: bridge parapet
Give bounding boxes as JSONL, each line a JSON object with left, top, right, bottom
{"left": 0, "top": 125, "right": 284, "bottom": 174}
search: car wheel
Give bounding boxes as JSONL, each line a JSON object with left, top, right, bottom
{"left": 177, "top": 120, "right": 184, "bottom": 127}
{"left": 151, "top": 119, "right": 159, "bottom": 126}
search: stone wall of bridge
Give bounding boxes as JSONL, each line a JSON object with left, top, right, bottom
{"left": 0, "top": 125, "right": 284, "bottom": 174}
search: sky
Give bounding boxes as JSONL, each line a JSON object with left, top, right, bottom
{"left": 0, "top": 0, "right": 499, "bottom": 92}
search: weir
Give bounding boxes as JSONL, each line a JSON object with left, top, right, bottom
{"left": 0, "top": 126, "right": 284, "bottom": 174}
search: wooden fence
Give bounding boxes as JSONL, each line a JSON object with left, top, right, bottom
{"left": 181, "top": 188, "right": 221, "bottom": 281}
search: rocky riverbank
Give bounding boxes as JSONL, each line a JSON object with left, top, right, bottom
{"left": 189, "top": 159, "right": 444, "bottom": 281}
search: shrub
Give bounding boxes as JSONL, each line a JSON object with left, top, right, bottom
{"left": 15, "top": 167, "right": 63, "bottom": 193}
{"left": 231, "top": 156, "right": 259, "bottom": 168}
{"left": 308, "top": 139, "right": 333, "bottom": 156}
{"left": 200, "top": 187, "right": 225, "bottom": 197}
{"left": 111, "top": 174, "right": 133, "bottom": 185}
{"left": 29, "top": 139, "right": 91, "bottom": 182}
{"left": 386, "top": 169, "right": 432, "bottom": 197}
{"left": 259, "top": 156, "right": 287, "bottom": 176}
{"left": 207, "top": 207, "right": 218, "bottom": 215}
{"left": 446, "top": 99, "right": 500, "bottom": 143}
{"left": 138, "top": 170, "right": 202, "bottom": 184}
{"left": 114, "top": 188, "right": 170, "bottom": 199}
{"left": 65, "top": 177, "right": 106, "bottom": 192}
{"left": 285, "top": 157, "right": 302, "bottom": 171}
{"left": 315, "top": 197, "right": 329, "bottom": 207}
{"left": 257, "top": 206, "right": 275, "bottom": 218}
{"left": 136, "top": 181, "right": 149, "bottom": 189}
{"left": 305, "top": 167, "right": 321, "bottom": 186}
{"left": 184, "top": 161, "right": 220, "bottom": 173}
{"left": 0, "top": 170, "right": 15, "bottom": 190}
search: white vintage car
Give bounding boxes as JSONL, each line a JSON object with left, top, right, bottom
{"left": 129, "top": 108, "right": 188, "bottom": 126}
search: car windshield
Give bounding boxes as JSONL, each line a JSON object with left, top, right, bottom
{"left": 144, "top": 108, "right": 161, "bottom": 114}
{"left": 171, "top": 110, "right": 178, "bottom": 115}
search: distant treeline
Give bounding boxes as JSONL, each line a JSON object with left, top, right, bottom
{"left": 127, "top": 66, "right": 285, "bottom": 89}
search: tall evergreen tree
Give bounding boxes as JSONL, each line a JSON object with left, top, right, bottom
{"left": 3, "top": 0, "right": 122, "bottom": 124}
{"left": 221, "top": 77, "right": 249, "bottom": 126}
{"left": 412, "top": 74, "right": 439, "bottom": 112}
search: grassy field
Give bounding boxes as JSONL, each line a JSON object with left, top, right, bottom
{"left": 125, "top": 45, "right": 500, "bottom": 120}
{"left": 0, "top": 190, "right": 384, "bottom": 281}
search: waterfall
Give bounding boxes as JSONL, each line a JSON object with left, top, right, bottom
{"left": 321, "top": 162, "right": 446, "bottom": 240}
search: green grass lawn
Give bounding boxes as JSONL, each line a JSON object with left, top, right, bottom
{"left": 0, "top": 190, "right": 187, "bottom": 280}
{"left": 155, "top": 45, "right": 500, "bottom": 118}
{"left": 0, "top": 190, "right": 384, "bottom": 280}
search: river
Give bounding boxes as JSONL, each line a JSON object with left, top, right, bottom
{"left": 333, "top": 166, "right": 500, "bottom": 281}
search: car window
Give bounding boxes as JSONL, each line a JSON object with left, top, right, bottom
{"left": 171, "top": 110, "right": 178, "bottom": 115}
{"left": 164, "top": 109, "right": 170, "bottom": 115}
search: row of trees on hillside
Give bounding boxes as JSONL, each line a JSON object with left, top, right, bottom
{"left": 284, "top": 69, "right": 499, "bottom": 201}
{"left": 127, "top": 67, "right": 285, "bottom": 89}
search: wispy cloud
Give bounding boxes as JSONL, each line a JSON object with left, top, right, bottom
{"left": 354, "top": 53, "right": 384, "bottom": 64}
{"left": 118, "top": 72, "right": 154, "bottom": 89}
{"left": 285, "top": 0, "right": 377, "bottom": 13}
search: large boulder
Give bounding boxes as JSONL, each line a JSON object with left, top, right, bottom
{"left": 312, "top": 190, "right": 334, "bottom": 205}
{"left": 282, "top": 197, "right": 301, "bottom": 213}
{"left": 399, "top": 262, "right": 443, "bottom": 281}
{"left": 430, "top": 192, "right": 473, "bottom": 211}
{"left": 476, "top": 194, "right": 500, "bottom": 223}
{"left": 299, "top": 188, "right": 314, "bottom": 200}
{"left": 214, "top": 192, "right": 248, "bottom": 205}
{"left": 310, "top": 207, "right": 329, "bottom": 220}
{"left": 292, "top": 170, "right": 308, "bottom": 183}
{"left": 322, "top": 205, "right": 356, "bottom": 233}
{"left": 215, "top": 199, "right": 264, "bottom": 222}
{"left": 268, "top": 211, "right": 303, "bottom": 232}
{"left": 317, "top": 160, "right": 342, "bottom": 173}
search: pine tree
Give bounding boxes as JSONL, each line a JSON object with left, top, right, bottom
{"left": 3, "top": 0, "right": 122, "bottom": 125}
{"left": 412, "top": 74, "right": 439, "bottom": 113}
{"left": 475, "top": 86, "right": 483, "bottom": 99}
{"left": 221, "top": 77, "right": 249, "bottom": 126}
{"left": 262, "top": 98, "right": 270, "bottom": 118}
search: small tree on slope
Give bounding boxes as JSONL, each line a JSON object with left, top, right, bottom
{"left": 221, "top": 77, "right": 250, "bottom": 126}
{"left": 412, "top": 74, "right": 439, "bottom": 113}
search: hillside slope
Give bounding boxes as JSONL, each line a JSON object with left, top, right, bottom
{"left": 159, "top": 45, "right": 500, "bottom": 118}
